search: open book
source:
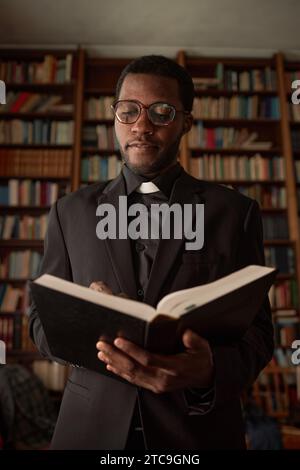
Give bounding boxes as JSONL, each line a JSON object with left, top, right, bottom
{"left": 30, "top": 265, "right": 276, "bottom": 377}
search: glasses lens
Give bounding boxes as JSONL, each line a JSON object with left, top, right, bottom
{"left": 149, "top": 103, "right": 175, "bottom": 125}
{"left": 114, "top": 101, "right": 139, "bottom": 123}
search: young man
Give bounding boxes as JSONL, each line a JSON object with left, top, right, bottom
{"left": 29, "top": 55, "right": 274, "bottom": 450}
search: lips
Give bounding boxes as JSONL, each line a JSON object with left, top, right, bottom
{"left": 127, "top": 141, "right": 159, "bottom": 149}
{"left": 130, "top": 144, "right": 157, "bottom": 148}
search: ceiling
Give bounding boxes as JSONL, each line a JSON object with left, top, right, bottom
{"left": 1, "top": 0, "right": 300, "bottom": 58}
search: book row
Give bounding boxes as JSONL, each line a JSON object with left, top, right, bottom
{"left": 0, "top": 180, "right": 69, "bottom": 206}
{"left": 0, "top": 283, "right": 29, "bottom": 312}
{"left": 262, "top": 214, "right": 289, "bottom": 240}
{"left": 269, "top": 280, "right": 298, "bottom": 310}
{"left": 192, "top": 96, "right": 280, "bottom": 120}
{"left": 189, "top": 154, "right": 285, "bottom": 181}
{"left": 0, "top": 148, "right": 72, "bottom": 178}
{"left": 0, "top": 54, "right": 73, "bottom": 84}
{"left": 0, "top": 149, "right": 72, "bottom": 178}
{"left": 81, "top": 155, "right": 122, "bottom": 182}
{"left": 82, "top": 125, "right": 119, "bottom": 150}
{"left": 0, "top": 214, "right": 48, "bottom": 240}
{"left": 264, "top": 246, "right": 295, "bottom": 274}
{"left": 192, "top": 65, "right": 276, "bottom": 91}
{"left": 274, "top": 318, "right": 300, "bottom": 348}
{"left": 188, "top": 124, "right": 272, "bottom": 149}
{"left": 0, "top": 250, "right": 42, "bottom": 279}
{"left": 0, "top": 120, "right": 74, "bottom": 145}
{"left": 84, "top": 96, "right": 115, "bottom": 120}
{"left": 0, "top": 92, "right": 74, "bottom": 114}
{"left": 236, "top": 185, "right": 286, "bottom": 208}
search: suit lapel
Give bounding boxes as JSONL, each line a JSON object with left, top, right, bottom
{"left": 96, "top": 173, "right": 138, "bottom": 300}
{"left": 96, "top": 170, "right": 205, "bottom": 306}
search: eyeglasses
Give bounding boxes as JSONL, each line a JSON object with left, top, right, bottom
{"left": 111, "top": 99, "right": 189, "bottom": 126}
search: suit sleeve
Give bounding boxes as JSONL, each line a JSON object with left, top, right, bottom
{"left": 211, "top": 199, "right": 274, "bottom": 407}
{"left": 28, "top": 200, "right": 73, "bottom": 363}
{"left": 183, "top": 199, "right": 274, "bottom": 414}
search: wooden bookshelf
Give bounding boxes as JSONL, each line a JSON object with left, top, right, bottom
{"left": 1, "top": 48, "right": 300, "bottom": 433}
{"left": 0, "top": 48, "right": 80, "bottom": 363}
{"left": 77, "top": 56, "right": 131, "bottom": 186}
{"left": 176, "top": 50, "right": 300, "bottom": 429}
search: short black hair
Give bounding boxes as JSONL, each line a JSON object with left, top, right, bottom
{"left": 115, "top": 55, "right": 195, "bottom": 112}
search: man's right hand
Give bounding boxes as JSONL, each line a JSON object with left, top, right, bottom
{"left": 89, "top": 281, "right": 129, "bottom": 298}
{"left": 89, "top": 281, "right": 113, "bottom": 295}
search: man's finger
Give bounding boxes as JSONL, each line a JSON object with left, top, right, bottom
{"left": 182, "top": 329, "right": 208, "bottom": 351}
{"left": 89, "top": 281, "right": 113, "bottom": 295}
{"left": 113, "top": 337, "right": 179, "bottom": 373}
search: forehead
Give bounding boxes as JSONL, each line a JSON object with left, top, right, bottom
{"left": 118, "top": 73, "right": 182, "bottom": 106}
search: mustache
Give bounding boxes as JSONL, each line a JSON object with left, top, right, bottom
{"left": 126, "top": 139, "right": 160, "bottom": 148}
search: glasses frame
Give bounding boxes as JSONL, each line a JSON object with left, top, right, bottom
{"left": 111, "top": 99, "right": 190, "bottom": 126}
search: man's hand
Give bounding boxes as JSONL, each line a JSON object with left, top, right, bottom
{"left": 89, "top": 281, "right": 129, "bottom": 298}
{"left": 96, "top": 330, "right": 214, "bottom": 394}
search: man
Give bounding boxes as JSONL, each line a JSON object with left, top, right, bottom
{"left": 29, "top": 55, "right": 274, "bottom": 450}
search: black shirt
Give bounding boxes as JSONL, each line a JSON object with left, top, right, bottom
{"left": 121, "top": 161, "right": 183, "bottom": 448}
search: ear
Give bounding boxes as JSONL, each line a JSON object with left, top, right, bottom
{"left": 182, "top": 113, "right": 193, "bottom": 136}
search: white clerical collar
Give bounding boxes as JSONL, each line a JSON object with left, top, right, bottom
{"left": 135, "top": 181, "right": 160, "bottom": 194}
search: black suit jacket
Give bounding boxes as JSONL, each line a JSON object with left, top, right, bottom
{"left": 29, "top": 168, "right": 274, "bottom": 450}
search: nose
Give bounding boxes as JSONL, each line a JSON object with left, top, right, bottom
{"left": 131, "top": 107, "right": 155, "bottom": 135}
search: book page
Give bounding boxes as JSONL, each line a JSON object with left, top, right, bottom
{"left": 34, "top": 274, "right": 157, "bottom": 322}
{"left": 156, "top": 265, "right": 275, "bottom": 318}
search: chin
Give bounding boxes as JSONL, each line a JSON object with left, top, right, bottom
{"left": 123, "top": 154, "right": 162, "bottom": 176}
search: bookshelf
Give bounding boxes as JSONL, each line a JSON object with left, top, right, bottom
{"left": 0, "top": 48, "right": 81, "bottom": 386}
{"left": 177, "top": 50, "right": 300, "bottom": 429}
{"left": 77, "top": 57, "right": 130, "bottom": 188}
{"left": 1, "top": 47, "right": 300, "bottom": 437}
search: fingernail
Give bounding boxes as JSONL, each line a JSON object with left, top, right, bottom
{"left": 114, "top": 338, "right": 123, "bottom": 348}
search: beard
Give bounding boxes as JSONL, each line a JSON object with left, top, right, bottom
{"left": 119, "top": 136, "right": 181, "bottom": 177}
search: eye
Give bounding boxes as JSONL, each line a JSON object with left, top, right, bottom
{"left": 153, "top": 104, "right": 173, "bottom": 116}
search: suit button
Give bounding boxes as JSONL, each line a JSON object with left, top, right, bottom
{"left": 135, "top": 242, "right": 145, "bottom": 252}
{"left": 137, "top": 289, "right": 144, "bottom": 297}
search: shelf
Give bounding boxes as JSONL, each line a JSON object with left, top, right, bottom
{"left": 193, "top": 118, "right": 280, "bottom": 125}
{"left": 0, "top": 175, "right": 70, "bottom": 181}
{"left": 198, "top": 179, "right": 286, "bottom": 185}
{"left": 0, "top": 112, "right": 74, "bottom": 120}
{"left": 84, "top": 88, "right": 115, "bottom": 95}
{"left": 260, "top": 208, "right": 287, "bottom": 212}
{"left": 191, "top": 147, "right": 281, "bottom": 155}
{"left": 0, "top": 240, "right": 44, "bottom": 248}
{"left": 275, "top": 274, "right": 296, "bottom": 280}
{"left": 0, "top": 205, "right": 51, "bottom": 213}
{"left": 0, "top": 310, "right": 23, "bottom": 315}
{"left": 0, "top": 143, "right": 72, "bottom": 149}
{"left": 264, "top": 240, "right": 294, "bottom": 246}
{"left": 194, "top": 89, "right": 278, "bottom": 97}
{"left": 272, "top": 307, "right": 297, "bottom": 312}
{"left": 7, "top": 349, "right": 42, "bottom": 361}
{"left": 6, "top": 82, "right": 75, "bottom": 91}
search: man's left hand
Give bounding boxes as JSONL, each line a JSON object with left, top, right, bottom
{"left": 96, "top": 329, "right": 214, "bottom": 393}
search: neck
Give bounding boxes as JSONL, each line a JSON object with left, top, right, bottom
{"left": 138, "top": 161, "right": 177, "bottom": 179}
